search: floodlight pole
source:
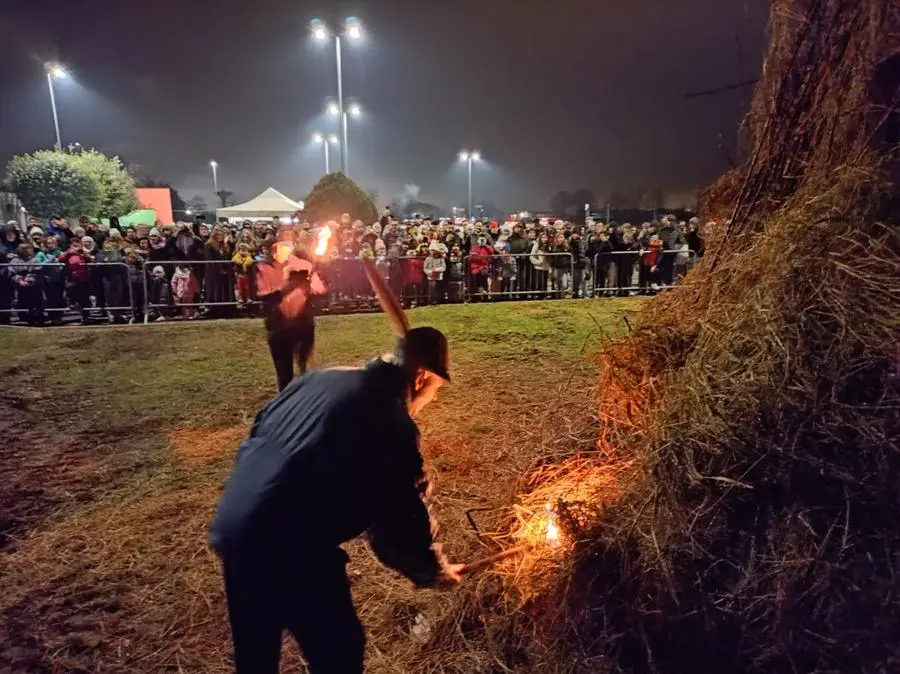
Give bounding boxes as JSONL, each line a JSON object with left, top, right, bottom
{"left": 47, "top": 72, "right": 62, "bottom": 150}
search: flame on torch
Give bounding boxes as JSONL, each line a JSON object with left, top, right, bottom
{"left": 545, "top": 503, "right": 560, "bottom": 548}
{"left": 314, "top": 225, "right": 332, "bottom": 257}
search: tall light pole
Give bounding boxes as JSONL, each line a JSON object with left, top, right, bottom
{"left": 312, "top": 17, "right": 363, "bottom": 175}
{"left": 458, "top": 150, "right": 482, "bottom": 220}
{"left": 45, "top": 64, "right": 67, "bottom": 150}
{"left": 327, "top": 100, "right": 362, "bottom": 177}
{"left": 312, "top": 133, "right": 340, "bottom": 175}
{"left": 210, "top": 160, "right": 219, "bottom": 194}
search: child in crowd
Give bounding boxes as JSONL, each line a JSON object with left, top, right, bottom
{"left": 402, "top": 245, "right": 424, "bottom": 307}
{"left": 232, "top": 242, "right": 255, "bottom": 307}
{"left": 59, "top": 237, "right": 93, "bottom": 323}
{"left": 494, "top": 242, "right": 517, "bottom": 299}
{"left": 10, "top": 242, "right": 45, "bottom": 325}
{"left": 446, "top": 245, "right": 465, "bottom": 303}
{"left": 148, "top": 265, "right": 172, "bottom": 321}
{"left": 123, "top": 247, "right": 145, "bottom": 322}
{"left": 424, "top": 247, "right": 446, "bottom": 305}
{"left": 468, "top": 235, "right": 492, "bottom": 299}
{"left": 641, "top": 234, "right": 663, "bottom": 294}
{"left": 171, "top": 264, "right": 199, "bottom": 319}
{"left": 36, "top": 234, "right": 65, "bottom": 324}
{"left": 374, "top": 240, "right": 390, "bottom": 284}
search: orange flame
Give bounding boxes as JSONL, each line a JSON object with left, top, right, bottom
{"left": 545, "top": 503, "right": 559, "bottom": 548}
{"left": 315, "top": 225, "right": 332, "bottom": 256}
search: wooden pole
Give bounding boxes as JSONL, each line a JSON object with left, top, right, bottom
{"left": 459, "top": 545, "right": 530, "bottom": 576}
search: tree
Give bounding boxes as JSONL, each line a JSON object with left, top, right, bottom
{"left": 66, "top": 149, "right": 138, "bottom": 218}
{"left": 303, "top": 172, "right": 377, "bottom": 225}
{"left": 186, "top": 196, "right": 209, "bottom": 214}
{"left": 6, "top": 150, "right": 101, "bottom": 218}
{"left": 216, "top": 190, "right": 234, "bottom": 207}
{"left": 550, "top": 189, "right": 595, "bottom": 222}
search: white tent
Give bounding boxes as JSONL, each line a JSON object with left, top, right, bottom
{"left": 216, "top": 187, "right": 304, "bottom": 221}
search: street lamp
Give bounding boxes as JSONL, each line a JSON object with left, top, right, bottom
{"left": 326, "top": 99, "right": 362, "bottom": 176}
{"left": 311, "top": 17, "right": 364, "bottom": 175}
{"left": 312, "top": 132, "right": 340, "bottom": 174}
{"left": 210, "top": 160, "right": 219, "bottom": 194}
{"left": 45, "top": 63, "right": 68, "bottom": 150}
{"left": 459, "top": 150, "right": 482, "bottom": 220}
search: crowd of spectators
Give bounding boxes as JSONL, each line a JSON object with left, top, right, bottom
{"left": 0, "top": 209, "right": 705, "bottom": 326}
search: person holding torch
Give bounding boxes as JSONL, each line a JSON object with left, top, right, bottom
{"left": 254, "top": 225, "right": 328, "bottom": 391}
{"left": 210, "top": 325, "right": 462, "bottom": 673}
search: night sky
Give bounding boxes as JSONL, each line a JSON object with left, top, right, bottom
{"left": 0, "top": 0, "right": 768, "bottom": 213}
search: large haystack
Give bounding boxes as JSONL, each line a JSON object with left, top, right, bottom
{"left": 551, "top": 1, "right": 900, "bottom": 672}
{"left": 412, "top": 2, "right": 898, "bottom": 671}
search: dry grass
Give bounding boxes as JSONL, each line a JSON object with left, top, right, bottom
{"left": 0, "top": 300, "right": 640, "bottom": 673}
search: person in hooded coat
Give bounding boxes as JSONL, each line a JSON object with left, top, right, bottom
{"left": 0, "top": 222, "right": 23, "bottom": 324}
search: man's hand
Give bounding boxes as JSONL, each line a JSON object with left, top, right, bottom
{"left": 433, "top": 562, "right": 465, "bottom": 589}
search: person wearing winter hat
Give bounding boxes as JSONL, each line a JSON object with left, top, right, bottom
{"left": 255, "top": 225, "right": 327, "bottom": 390}
{"left": 28, "top": 226, "right": 45, "bottom": 250}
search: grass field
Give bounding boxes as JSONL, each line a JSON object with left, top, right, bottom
{"left": 0, "top": 298, "right": 640, "bottom": 673}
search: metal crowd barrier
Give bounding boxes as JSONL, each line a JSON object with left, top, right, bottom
{"left": 590, "top": 249, "right": 697, "bottom": 296}
{"left": 463, "top": 252, "right": 576, "bottom": 299}
{"left": 0, "top": 261, "right": 135, "bottom": 325}
{"left": 141, "top": 259, "right": 259, "bottom": 324}
{"left": 1, "top": 250, "right": 700, "bottom": 328}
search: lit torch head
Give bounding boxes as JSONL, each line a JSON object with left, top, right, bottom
{"left": 545, "top": 503, "right": 560, "bottom": 548}
{"left": 314, "top": 225, "right": 332, "bottom": 257}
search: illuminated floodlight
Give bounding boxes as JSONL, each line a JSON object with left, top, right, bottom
{"left": 348, "top": 102, "right": 362, "bottom": 117}
{"left": 326, "top": 101, "right": 340, "bottom": 116}
{"left": 472, "top": 151, "right": 481, "bottom": 161}
{"left": 328, "top": 134, "right": 339, "bottom": 144}
{"left": 312, "top": 132, "right": 324, "bottom": 144}
{"left": 346, "top": 17, "right": 363, "bottom": 40}
{"left": 47, "top": 64, "right": 68, "bottom": 79}
{"left": 459, "top": 151, "right": 470, "bottom": 162}
{"left": 311, "top": 20, "right": 329, "bottom": 41}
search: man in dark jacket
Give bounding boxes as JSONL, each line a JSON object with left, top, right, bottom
{"left": 210, "top": 327, "right": 461, "bottom": 673}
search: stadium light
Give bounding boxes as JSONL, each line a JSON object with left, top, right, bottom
{"left": 45, "top": 63, "right": 70, "bottom": 150}
{"left": 459, "top": 150, "right": 483, "bottom": 220}
{"left": 348, "top": 102, "right": 362, "bottom": 118}
{"left": 328, "top": 134, "right": 339, "bottom": 144}
{"left": 209, "top": 160, "right": 219, "bottom": 193}
{"left": 311, "top": 17, "right": 364, "bottom": 176}
{"left": 326, "top": 101, "right": 340, "bottom": 116}
{"left": 312, "top": 132, "right": 324, "bottom": 144}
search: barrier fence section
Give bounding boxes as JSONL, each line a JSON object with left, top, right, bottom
{"left": 141, "top": 259, "right": 259, "bottom": 324}
{"left": 590, "top": 249, "right": 697, "bottom": 296}
{"left": 2, "top": 251, "right": 696, "bottom": 326}
{"left": 463, "top": 252, "right": 576, "bottom": 300}
{"left": 0, "top": 262, "right": 135, "bottom": 325}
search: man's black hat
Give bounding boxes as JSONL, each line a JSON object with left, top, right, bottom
{"left": 402, "top": 327, "right": 451, "bottom": 382}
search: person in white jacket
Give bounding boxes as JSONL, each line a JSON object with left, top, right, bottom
{"left": 424, "top": 248, "right": 447, "bottom": 304}
{"left": 529, "top": 232, "right": 552, "bottom": 295}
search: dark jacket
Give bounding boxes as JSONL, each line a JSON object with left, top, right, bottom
{"left": 508, "top": 233, "right": 530, "bottom": 256}
{"left": 210, "top": 360, "right": 445, "bottom": 587}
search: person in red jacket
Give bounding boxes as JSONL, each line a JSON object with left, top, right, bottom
{"left": 640, "top": 234, "right": 663, "bottom": 294}
{"left": 467, "top": 235, "right": 493, "bottom": 299}
{"left": 59, "top": 237, "right": 93, "bottom": 322}
{"left": 401, "top": 245, "right": 425, "bottom": 307}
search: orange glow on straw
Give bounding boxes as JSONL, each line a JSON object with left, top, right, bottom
{"left": 314, "top": 225, "right": 332, "bottom": 256}
{"left": 545, "top": 503, "right": 559, "bottom": 548}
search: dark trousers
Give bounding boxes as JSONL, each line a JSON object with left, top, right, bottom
{"left": 267, "top": 317, "right": 315, "bottom": 391}
{"left": 223, "top": 549, "right": 364, "bottom": 674}
{"left": 45, "top": 281, "right": 66, "bottom": 321}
